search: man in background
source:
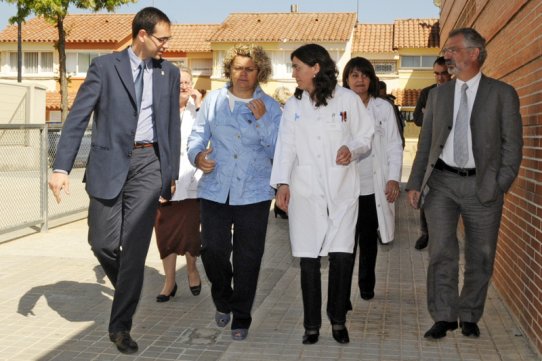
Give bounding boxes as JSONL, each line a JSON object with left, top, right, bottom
{"left": 411, "top": 56, "right": 451, "bottom": 250}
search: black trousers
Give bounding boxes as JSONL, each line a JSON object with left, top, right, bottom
{"left": 300, "top": 252, "right": 353, "bottom": 330}
{"left": 88, "top": 146, "right": 162, "bottom": 333}
{"left": 200, "top": 198, "right": 271, "bottom": 330}
{"left": 353, "top": 194, "right": 379, "bottom": 295}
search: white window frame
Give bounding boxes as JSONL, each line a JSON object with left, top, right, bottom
{"left": 400, "top": 55, "right": 436, "bottom": 69}
{"left": 190, "top": 58, "right": 212, "bottom": 76}
{"left": 373, "top": 61, "right": 396, "bottom": 74}
{"left": 7, "top": 51, "right": 54, "bottom": 74}
{"left": 66, "top": 52, "right": 103, "bottom": 76}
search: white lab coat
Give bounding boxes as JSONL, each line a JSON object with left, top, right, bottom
{"left": 270, "top": 86, "right": 374, "bottom": 257}
{"left": 171, "top": 99, "right": 202, "bottom": 201}
{"left": 358, "top": 97, "right": 403, "bottom": 244}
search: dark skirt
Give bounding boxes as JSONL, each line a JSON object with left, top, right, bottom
{"left": 154, "top": 199, "right": 201, "bottom": 259}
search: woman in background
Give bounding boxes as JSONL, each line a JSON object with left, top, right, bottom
{"left": 343, "top": 57, "right": 403, "bottom": 301}
{"left": 271, "top": 44, "right": 373, "bottom": 345}
{"left": 155, "top": 66, "right": 203, "bottom": 302}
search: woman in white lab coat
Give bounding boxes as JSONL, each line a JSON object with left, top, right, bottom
{"left": 271, "top": 44, "right": 374, "bottom": 345}
{"left": 343, "top": 57, "right": 403, "bottom": 301}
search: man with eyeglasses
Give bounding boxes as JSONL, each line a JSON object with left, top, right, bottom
{"left": 48, "top": 7, "right": 180, "bottom": 354}
{"left": 412, "top": 56, "right": 451, "bottom": 250}
{"left": 407, "top": 28, "right": 522, "bottom": 340}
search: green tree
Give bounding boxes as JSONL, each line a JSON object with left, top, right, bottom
{"left": 2, "top": 0, "right": 136, "bottom": 122}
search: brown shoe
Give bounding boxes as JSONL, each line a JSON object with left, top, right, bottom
{"left": 109, "top": 331, "right": 138, "bottom": 354}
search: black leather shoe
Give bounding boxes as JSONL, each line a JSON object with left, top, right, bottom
{"left": 360, "top": 291, "right": 374, "bottom": 300}
{"left": 302, "top": 330, "right": 319, "bottom": 344}
{"left": 415, "top": 234, "right": 429, "bottom": 250}
{"left": 460, "top": 321, "right": 480, "bottom": 337}
{"left": 332, "top": 326, "right": 350, "bottom": 344}
{"left": 109, "top": 331, "right": 138, "bottom": 354}
{"left": 189, "top": 283, "right": 201, "bottom": 296}
{"left": 424, "top": 321, "right": 458, "bottom": 339}
{"left": 156, "top": 283, "right": 177, "bottom": 302}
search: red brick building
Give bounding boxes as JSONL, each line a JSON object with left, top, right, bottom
{"left": 440, "top": 0, "right": 541, "bottom": 355}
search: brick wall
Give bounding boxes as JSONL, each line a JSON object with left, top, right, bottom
{"left": 440, "top": 0, "right": 542, "bottom": 355}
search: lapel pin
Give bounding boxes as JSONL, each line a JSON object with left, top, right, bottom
{"left": 161, "top": 70, "right": 165, "bottom": 76}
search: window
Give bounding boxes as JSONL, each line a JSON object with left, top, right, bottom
{"left": 40, "top": 52, "right": 53, "bottom": 72}
{"left": 190, "top": 58, "right": 212, "bottom": 76}
{"left": 7, "top": 51, "right": 53, "bottom": 74}
{"left": 9, "top": 52, "right": 17, "bottom": 72}
{"left": 67, "top": 52, "right": 102, "bottom": 75}
{"left": 23, "top": 52, "right": 39, "bottom": 74}
{"left": 400, "top": 55, "right": 436, "bottom": 69}
{"left": 373, "top": 61, "right": 396, "bottom": 74}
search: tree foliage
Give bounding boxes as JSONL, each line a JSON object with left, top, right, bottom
{"left": 2, "top": 0, "right": 137, "bottom": 121}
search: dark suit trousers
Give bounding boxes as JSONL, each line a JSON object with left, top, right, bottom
{"left": 301, "top": 252, "right": 354, "bottom": 330}
{"left": 200, "top": 198, "right": 271, "bottom": 330}
{"left": 88, "top": 146, "right": 162, "bottom": 333}
{"left": 424, "top": 168, "right": 503, "bottom": 323}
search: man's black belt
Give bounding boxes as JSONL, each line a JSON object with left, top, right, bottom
{"left": 434, "top": 158, "right": 476, "bottom": 176}
{"left": 133, "top": 142, "right": 157, "bottom": 149}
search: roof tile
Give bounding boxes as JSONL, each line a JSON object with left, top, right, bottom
{"left": 391, "top": 88, "right": 422, "bottom": 107}
{"left": 0, "top": 14, "right": 133, "bottom": 43}
{"left": 169, "top": 24, "right": 220, "bottom": 52}
{"left": 352, "top": 24, "right": 394, "bottom": 53}
{"left": 393, "top": 18, "right": 439, "bottom": 49}
{"left": 209, "top": 13, "right": 357, "bottom": 42}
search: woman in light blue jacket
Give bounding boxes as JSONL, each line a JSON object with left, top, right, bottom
{"left": 187, "top": 44, "right": 281, "bottom": 341}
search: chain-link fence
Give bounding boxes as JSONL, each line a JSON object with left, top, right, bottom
{"left": 0, "top": 124, "right": 91, "bottom": 237}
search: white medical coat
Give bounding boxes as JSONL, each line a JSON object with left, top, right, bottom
{"left": 358, "top": 97, "right": 403, "bottom": 244}
{"left": 270, "top": 86, "right": 374, "bottom": 257}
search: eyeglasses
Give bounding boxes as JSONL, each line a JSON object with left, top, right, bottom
{"left": 441, "top": 46, "right": 476, "bottom": 55}
{"left": 231, "top": 66, "right": 257, "bottom": 73}
{"left": 149, "top": 34, "right": 172, "bottom": 44}
{"left": 434, "top": 71, "right": 450, "bottom": 76}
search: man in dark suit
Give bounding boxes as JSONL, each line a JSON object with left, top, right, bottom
{"left": 48, "top": 7, "right": 180, "bottom": 354}
{"left": 412, "top": 56, "right": 451, "bottom": 250}
{"left": 406, "top": 28, "right": 522, "bottom": 340}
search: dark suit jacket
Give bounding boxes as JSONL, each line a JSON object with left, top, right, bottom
{"left": 53, "top": 48, "right": 180, "bottom": 200}
{"left": 406, "top": 75, "right": 522, "bottom": 205}
{"left": 413, "top": 84, "right": 437, "bottom": 126}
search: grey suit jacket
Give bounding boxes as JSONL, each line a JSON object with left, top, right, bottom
{"left": 406, "top": 75, "right": 522, "bottom": 205}
{"left": 53, "top": 48, "right": 181, "bottom": 200}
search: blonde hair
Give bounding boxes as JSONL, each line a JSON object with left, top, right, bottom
{"left": 273, "top": 86, "right": 292, "bottom": 106}
{"left": 222, "top": 44, "right": 272, "bottom": 83}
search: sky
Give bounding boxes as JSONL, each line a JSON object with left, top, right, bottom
{"left": 0, "top": 0, "right": 440, "bottom": 29}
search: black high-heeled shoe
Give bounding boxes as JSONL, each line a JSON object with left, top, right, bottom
{"left": 189, "top": 282, "right": 201, "bottom": 296}
{"left": 156, "top": 283, "right": 177, "bottom": 302}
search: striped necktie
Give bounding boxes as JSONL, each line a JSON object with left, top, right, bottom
{"left": 453, "top": 83, "right": 469, "bottom": 167}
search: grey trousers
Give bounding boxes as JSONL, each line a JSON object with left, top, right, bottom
{"left": 88, "top": 146, "right": 162, "bottom": 333}
{"left": 424, "top": 168, "right": 503, "bottom": 323}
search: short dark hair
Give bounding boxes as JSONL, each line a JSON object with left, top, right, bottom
{"left": 132, "top": 7, "right": 171, "bottom": 39}
{"left": 434, "top": 56, "right": 446, "bottom": 66}
{"left": 291, "top": 44, "right": 338, "bottom": 107}
{"left": 342, "top": 57, "right": 379, "bottom": 98}
{"left": 378, "top": 80, "right": 387, "bottom": 93}
{"left": 448, "top": 27, "right": 487, "bottom": 65}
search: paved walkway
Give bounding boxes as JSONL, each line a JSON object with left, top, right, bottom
{"left": 0, "top": 140, "right": 539, "bottom": 360}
